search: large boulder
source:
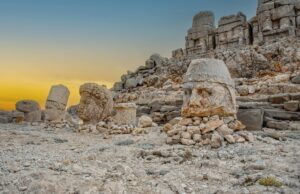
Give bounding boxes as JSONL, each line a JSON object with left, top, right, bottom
{"left": 124, "top": 77, "right": 138, "bottom": 89}
{"left": 16, "top": 100, "right": 40, "bottom": 113}
{"left": 44, "top": 85, "right": 70, "bottom": 121}
{"left": 78, "top": 83, "right": 113, "bottom": 123}
{"left": 181, "top": 59, "right": 236, "bottom": 117}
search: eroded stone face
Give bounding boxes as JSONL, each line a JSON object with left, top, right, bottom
{"left": 181, "top": 59, "right": 236, "bottom": 117}
{"left": 78, "top": 83, "right": 113, "bottom": 123}
{"left": 182, "top": 82, "right": 236, "bottom": 117}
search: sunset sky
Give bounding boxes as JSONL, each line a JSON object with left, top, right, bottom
{"left": 0, "top": 0, "right": 257, "bottom": 110}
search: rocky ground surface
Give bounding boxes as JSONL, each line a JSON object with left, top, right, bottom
{"left": 0, "top": 123, "right": 299, "bottom": 194}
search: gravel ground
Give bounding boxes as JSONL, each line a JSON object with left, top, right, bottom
{"left": 0, "top": 123, "right": 299, "bottom": 194}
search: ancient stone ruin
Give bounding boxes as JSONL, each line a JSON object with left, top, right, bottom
{"left": 163, "top": 59, "right": 253, "bottom": 148}
{"left": 1, "top": 0, "right": 299, "bottom": 148}
{"left": 184, "top": 0, "right": 300, "bottom": 57}
{"left": 185, "top": 11, "right": 216, "bottom": 56}
{"left": 252, "top": 0, "right": 300, "bottom": 44}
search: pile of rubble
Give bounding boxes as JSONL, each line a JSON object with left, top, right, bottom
{"left": 163, "top": 116, "right": 252, "bottom": 147}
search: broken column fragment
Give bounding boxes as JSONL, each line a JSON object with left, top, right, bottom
{"left": 216, "top": 12, "right": 251, "bottom": 49}
{"left": 44, "top": 84, "right": 70, "bottom": 121}
{"left": 113, "top": 103, "right": 137, "bottom": 126}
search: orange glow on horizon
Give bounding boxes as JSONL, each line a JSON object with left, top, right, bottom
{"left": 0, "top": 78, "right": 113, "bottom": 110}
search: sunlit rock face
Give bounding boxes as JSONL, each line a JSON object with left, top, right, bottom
{"left": 78, "top": 83, "right": 113, "bottom": 123}
{"left": 181, "top": 59, "right": 237, "bottom": 117}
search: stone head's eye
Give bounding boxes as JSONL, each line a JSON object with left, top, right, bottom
{"left": 185, "top": 89, "right": 191, "bottom": 95}
{"left": 197, "top": 88, "right": 212, "bottom": 96}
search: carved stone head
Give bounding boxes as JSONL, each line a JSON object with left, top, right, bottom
{"left": 182, "top": 59, "right": 236, "bottom": 117}
{"left": 78, "top": 83, "right": 113, "bottom": 123}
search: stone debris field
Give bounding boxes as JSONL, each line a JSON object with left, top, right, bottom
{"left": 1, "top": 0, "right": 300, "bottom": 193}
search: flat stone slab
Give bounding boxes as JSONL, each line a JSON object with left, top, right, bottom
{"left": 264, "top": 109, "right": 300, "bottom": 121}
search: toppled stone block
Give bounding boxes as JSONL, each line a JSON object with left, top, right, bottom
{"left": 237, "top": 109, "right": 264, "bottom": 130}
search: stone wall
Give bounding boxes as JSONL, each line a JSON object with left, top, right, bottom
{"left": 216, "top": 12, "right": 251, "bottom": 49}
{"left": 252, "top": 0, "right": 300, "bottom": 44}
{"left": 185, "top": 11, "right": 216, "bottom": 57}
{"left": 184, "top": 0, "right": 300, "bottom": 57}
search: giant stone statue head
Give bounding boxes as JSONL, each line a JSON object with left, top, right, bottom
{"left": 182, "top": 59, "right": 237, "bottom": 117}
{"left": 78, "top": 83, "right": 113, "bottom": 123}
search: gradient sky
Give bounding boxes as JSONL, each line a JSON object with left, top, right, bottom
{"left": 0, "top": 0, "right": 257, "bottom": 110}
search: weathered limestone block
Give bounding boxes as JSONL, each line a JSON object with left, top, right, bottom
{"left": 113, "top": 103, "right": 137, "bottom": 126}
{"left": 185, "top": 11, "right": 215, "bottom": 56}
{"left": 284, "top": 100, "right": 299, "bottom": 111}
{"left": 44, "top": 85, "right": 70, "bottom": 121}
{"left": 181, "top": 59, "right": 236, "bottom": 117}
{"left": 78, "top": 83, "right": 113, "bottom": 123}
{"left": 237, "top": 109, "right": 264, "bottom": 130}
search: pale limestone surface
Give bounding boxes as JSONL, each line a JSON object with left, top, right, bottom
{"left": 113, "top": 103, "right": 137, "bottom": 126}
